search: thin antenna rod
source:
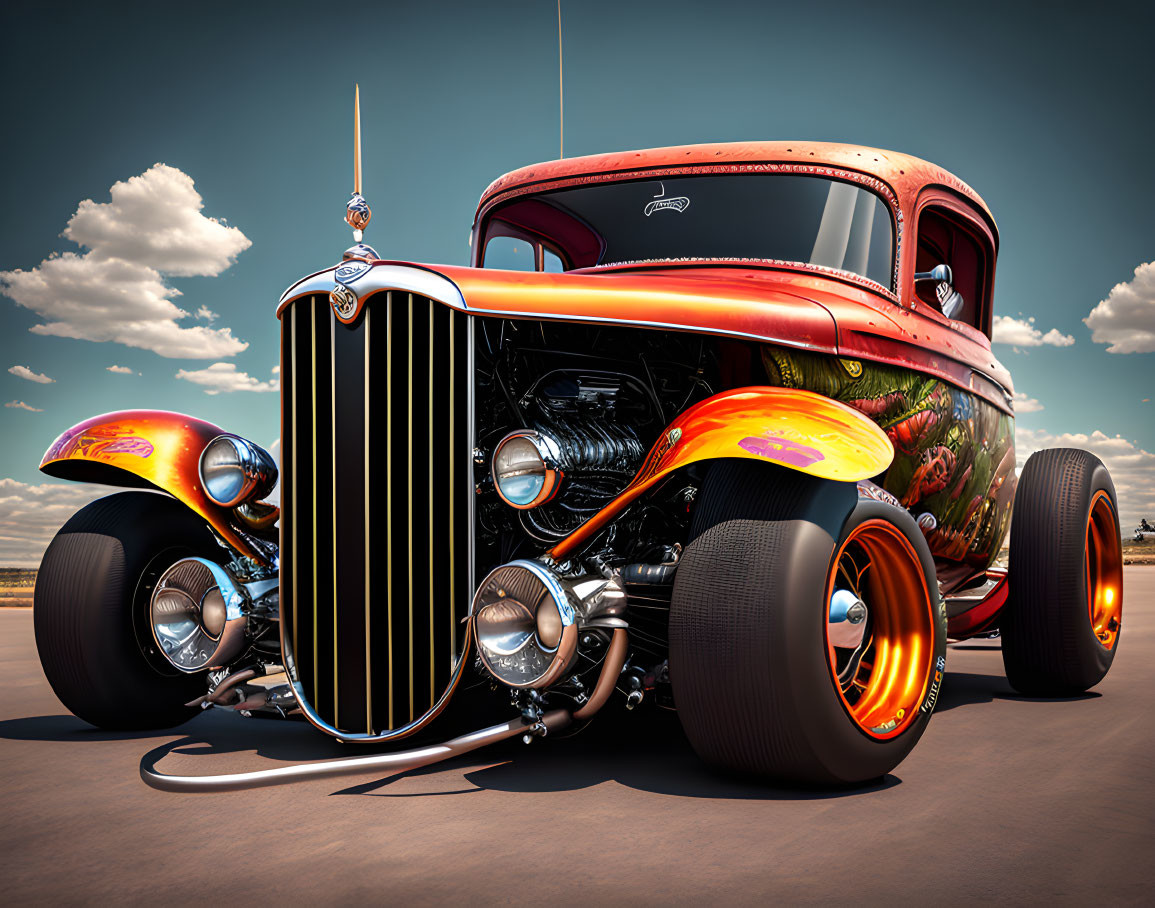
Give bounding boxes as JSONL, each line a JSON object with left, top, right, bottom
{"left": 557, "top": 1, "right": 564, "bottom": 159}
{"left": 354, "top": 83, "right": 362, "bottom": 195}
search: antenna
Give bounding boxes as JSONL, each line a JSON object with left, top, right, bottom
{"left": 353, "top": 83, "right": 362, "bottom": 196}
{"left": 557, "top": 0, "right": 564, "bottom": 158}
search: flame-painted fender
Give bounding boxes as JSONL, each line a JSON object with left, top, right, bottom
{"left": 39, "top": 409, "right": 266, "bottom": 562}
{"left": 549, "top": 386, "right": 894, "bottom": 560}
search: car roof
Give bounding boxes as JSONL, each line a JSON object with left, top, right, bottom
{"left": 475, "top": 140, "right": 996, "bottom": 241}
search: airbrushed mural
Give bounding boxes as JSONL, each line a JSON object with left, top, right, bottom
{"left": 761, "top": 346, "right": 1016, "bottom": 577}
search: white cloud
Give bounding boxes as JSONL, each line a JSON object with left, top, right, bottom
{"left": 1013, "top": 391, "right": 1043, "bottom": 413}
{"left": 62, "top": 164, "right": 250, "bottom": 277}
{"left": 1084, "top": 261, "right": 1155, "bottom": 354}
{"left": 106, "top": 365, "right": 134, "bottom": 374}
{"left": 271, "top": 364, "right": 280, "bottom": 375}
{"left": 5, "top": 400, "right": 43, "bottom": 411}
{"left": 0, "top": 479, "right": 111, "bottom": 567}
{"left": 0, "top": 164, "right": 250, "bottom": 360}
{"left": 196, "top": 306, "right": 219, "bottom": 322}
{"left": 8, "top": 365, "right": 53, "bottom": 384}
{"left": 1016, "top": 426, "right": 1155, "bottom": 533}
{"left": 992, "top": 315, "right": 1075, "bottom": 349}
{"left": 175, "top": 362, "right": 279, "bottom": 395}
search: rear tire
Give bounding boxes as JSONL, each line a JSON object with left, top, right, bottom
{"left": 34, "top": 492, "right": 224, "bottom": 730}
{"left": 1002, "top": 448, "right": 1123, "bottom": 695}
{"left": 669, "top": 460, "right": 946, "bottom": 785}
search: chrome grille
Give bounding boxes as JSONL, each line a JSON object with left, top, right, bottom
{"left": 279, "top": 292, "right": 472, "bottom": 739}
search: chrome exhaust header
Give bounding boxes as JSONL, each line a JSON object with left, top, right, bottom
{"left": 140, "top": 709, "right": 573, "bottom": 793}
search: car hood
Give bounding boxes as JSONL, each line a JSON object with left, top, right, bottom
{"left": 279, "top": 261, "right": 840, "bottom": 354}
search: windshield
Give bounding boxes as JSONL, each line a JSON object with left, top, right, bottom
{"left": 482, "top": 173, "right": 896, "bottom": 288}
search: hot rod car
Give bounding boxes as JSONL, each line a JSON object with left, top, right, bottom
{"left": 33, "top": 139, "right": 1124, "bottom": 789}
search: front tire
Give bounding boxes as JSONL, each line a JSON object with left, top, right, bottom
{"left": 34, "top": 492, "right": 224, "bottom": 730}
{"left": 669, "top": 460, "right": 946, "bottom": 785}
{"left": 1002, "top": 448, "right": 1123, "bottom": 695}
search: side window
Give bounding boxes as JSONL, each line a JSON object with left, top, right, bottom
{"left": 483, "top": 236, "right": 537, "bottom": 271}
{"left": 914, "top": 206, "right": 991, "bottom": 331}
{"left": 542, "top": 248, "right": 564, "bottom": 273}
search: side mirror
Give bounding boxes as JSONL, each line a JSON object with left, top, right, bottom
{"left": 913, "top": 263, "right": 964, "bottom": 320}
{"left": 914, "top": 263, "right": 953, "bottom": 285}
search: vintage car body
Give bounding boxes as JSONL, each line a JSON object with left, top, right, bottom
{"left": 35, "top": 139, "right": 1124, "bottom": 789}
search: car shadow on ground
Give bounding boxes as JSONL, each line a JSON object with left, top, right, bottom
{"left": 2, "top": 669, "right": 1096, "bottom": 802}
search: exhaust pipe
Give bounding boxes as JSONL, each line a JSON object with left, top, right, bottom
{"left": 142, "top": 709, "right": 573, "bottom": 793}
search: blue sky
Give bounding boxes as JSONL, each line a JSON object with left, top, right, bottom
{"left": 1, "top": 0, "right": 1152, "bottom": 564}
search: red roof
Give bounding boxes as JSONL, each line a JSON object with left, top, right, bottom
{"left": 475, "top": 141, "right": 995, "bottom": 237}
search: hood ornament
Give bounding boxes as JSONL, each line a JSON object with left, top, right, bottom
{"left": 332, "top": 84, "right": 378, "bottom": 316}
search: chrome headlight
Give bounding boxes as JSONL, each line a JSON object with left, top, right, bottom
{"left": 149, "top": 557, "right": 248, "bottom": 673}
{"left": 471, "top": 560, "right": 577, "bottom": 688}
{"left": 198, "top": 435, "right": 277, "bottom": 508}
{"left": 491, "top": 431, "right": 562, "bottom": 509}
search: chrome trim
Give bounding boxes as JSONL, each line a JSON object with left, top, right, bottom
{"left": 198, "top": 434, "right": 278, "bottom": 508}
{"left": 386, "top": 291, "right": 394, "bottom": 729}
{"left": 364, "top": 305, "right": 373, "bottom": 733}
{"left": 407, "top": 292, "right": 415, "bottom": 723}
{"left": 149, "top": 557, "right": 248, "bottom": 673}
{"left": 491, "top": 430, "right": 564, "bottom": 510}
{"left": 330, "top": 307, "right": 339, "bottom": 722}
{"left": 280, "top": 264, "right": 467, "bottom": 310}
{"left": 466, "top": 316, "right": 476, "bottom": 659}
{"left": 142, "top": 708, "right": 571, "bottom": 793}
{"left": 282, "top": 623, "right": 474, "bottom": 743}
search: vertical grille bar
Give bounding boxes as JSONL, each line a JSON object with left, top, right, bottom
{"left": 428, "top": 302, "right": 435, "bottom": 703}
{"left": 385, "top": 291, "right": 394, "bottom": 730}
{"left": 310, "top": 297, "right": 319, "bottom": 709}
{"left": 448, "top": 308, "right": 456, "bottom": 661}
{"left": 289, "top": 303, "right": 298, "bottom": 661}
{"left": 331, "top": 308, "right": 339, "bottom": 723}
{"left": 364, "top": 307, "right": 372, "bottom": 733}
{"left": 407, "top": 293, "right": 415, "bottom": 723}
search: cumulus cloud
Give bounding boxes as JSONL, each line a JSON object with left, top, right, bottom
{"left": 1016, "top": 426, "right": 1155, "bottom": 533}
{"left": 175, "top": 362, "right": 279, "bottom": 394}
{"left": 992, "top": 315, "right": 1076, "bottom": 349}
{"left": 106, "top": 365, "right": 134, "bottom": 374}
{"left": 1084, "top": 261, "right": 1155, "bottom": 354}
{"left": 0, "top": 479, "right": 111, "bottom": 567}
{"left": 63, "top": 164, "right": 250, "bottom": 277}
{"left": 0, "top": 164, "right": 249, "bottom": 359}
{"left": 8, "top": 365, "right": 53, "bottom": 383}
{"left": 196, "top": 306, "right": 219, "bottom": 322}
{"left": 1013, "top": 391, "right": 1043, "bottom": 413}
{"left": 5, "top": 400, "right": 43, "bottom": 411}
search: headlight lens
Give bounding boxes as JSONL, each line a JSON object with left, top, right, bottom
{"left": 198, "top": 435, "right": 277, "bottom": 508}
{"left": 491, "top": 431, "right": 561, "bottom": 509}
{"left": 472, "top": 560, "right": 576, "bottom": 688}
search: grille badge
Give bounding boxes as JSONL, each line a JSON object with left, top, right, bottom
{"left": 330, "top": 283, "right": 358, "bottom": 319}
{"left": 330, "top": 260, "right": 373, "bottom": 319}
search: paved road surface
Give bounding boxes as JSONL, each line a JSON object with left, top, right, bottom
{"left": 2, "top": 568, "right": 1153, "bottom": 905}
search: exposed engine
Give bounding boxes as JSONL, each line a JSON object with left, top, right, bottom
{"left": 471, "top": 319, "right": 739, "bottom": 712}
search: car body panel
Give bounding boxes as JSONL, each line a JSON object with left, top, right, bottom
{"left": 39, "top": 410, "right": 264, "bottom": 561}
{"left": 548, "top": 385, "right": 895, "bottom": 560}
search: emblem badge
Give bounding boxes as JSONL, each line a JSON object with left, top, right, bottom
{"left": 644, "top": 196, "right": 691, "bottom": 216}
{"left": 329, "top": 283, "right": 358, "bottom": 319}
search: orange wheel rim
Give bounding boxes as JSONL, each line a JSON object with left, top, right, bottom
{"left": 1086, "top": 491, "right": 1123, "bottom": 650}
{"left": 824, "top": 520, "right": 936, "bottom": 740}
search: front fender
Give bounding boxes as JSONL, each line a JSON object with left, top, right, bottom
{"left": 39, "top": 409, "right": 266, "bottom": 562}
{"left": 549, "top": 387, "right": 894, "bottom": 560}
